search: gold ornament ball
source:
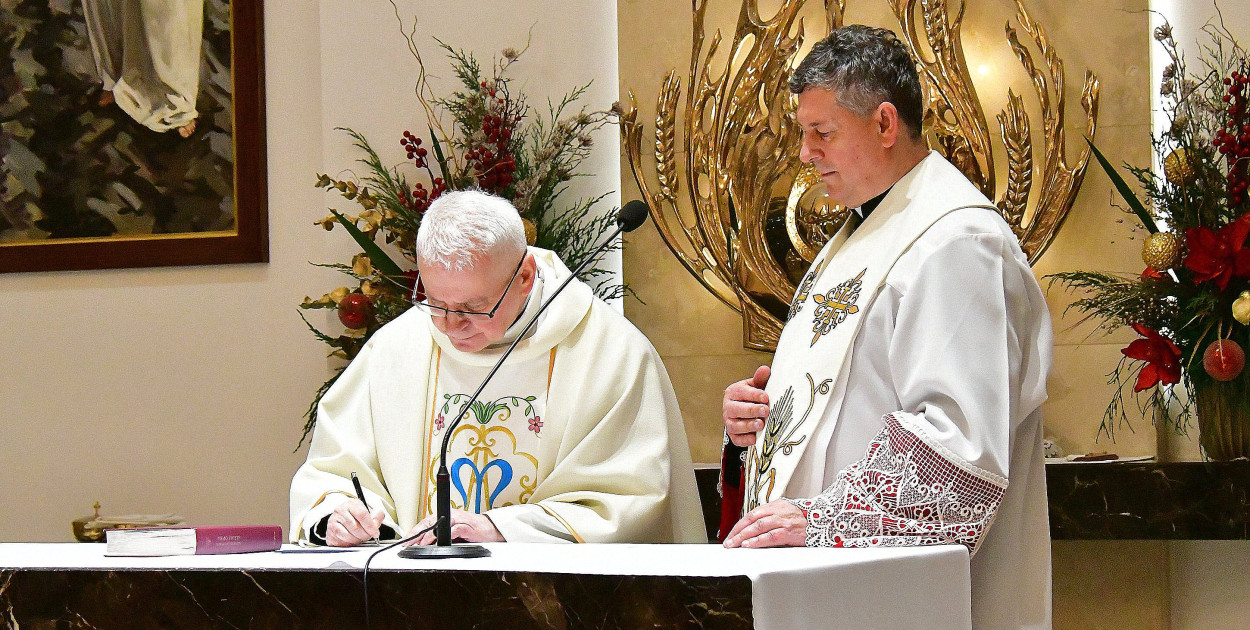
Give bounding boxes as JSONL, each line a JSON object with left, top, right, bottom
{"left": 1141, "top": 231, "right": 1181, "bottom": 270}
{"left": 1234, "top": 290, "right": 1250, "bottom": 326}
{"left": 1163, "top": 148, "right": 1197, "bottom": 186}
{"left": 522, "top": 218, "right": 537, "bottom": 246}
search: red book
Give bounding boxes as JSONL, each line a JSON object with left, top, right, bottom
{"left": 104, "top": 525, "right": 282, "bottom": 556}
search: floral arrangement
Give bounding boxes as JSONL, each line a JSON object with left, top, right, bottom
{"left": 297, "top": 38, "right": 620, "bottom": 446}
{"left": 1049, "top": 21, "right": 1250, "bottom": 456}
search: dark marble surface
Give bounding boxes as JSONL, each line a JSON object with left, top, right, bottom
{"left": 1047, "top": 460, "right": 1250, "bottom": 539}
{"left": 694, "top": 462, "right": 1250, "bottom": 541}
{"left": 694, "top": 468, "right": 722, "bottom": 543}
{"left": 0, "top": 567, "right": 752, "bottom": 629}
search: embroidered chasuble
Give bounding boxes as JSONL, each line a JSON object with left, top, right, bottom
{"left": 290, "top": 248, "right": 706, "bottom": 545}
{"left": 420, "top": 346, "right": 554, "bottom": 521}
{"left": 729, "top": 152, "right": 1054, "bottom": 630}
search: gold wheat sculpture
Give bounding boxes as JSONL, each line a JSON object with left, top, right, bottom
{"left": 621, "top": 0, "right": 1099, "bottom": 351}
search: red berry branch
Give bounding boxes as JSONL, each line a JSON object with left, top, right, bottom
{"left": 398, "top": 130, "right": 447, "bottom": 214}
{"left": 465, "top": 80, "right": 523, "bottom": 194}
{"left": 1214, "top": 71, "right": 1250, "bottom": 208}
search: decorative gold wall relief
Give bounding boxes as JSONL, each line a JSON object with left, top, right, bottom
{"left": 621, "top": 0, "right": 1099, "bottom": 351}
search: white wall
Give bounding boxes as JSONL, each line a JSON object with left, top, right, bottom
{"left": 0, "top": 1, "right": 620, "bottom": 542}
{"left": 318, "top": 0, "right": 623, "bottom": 286}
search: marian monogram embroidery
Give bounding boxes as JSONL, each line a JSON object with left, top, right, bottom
{"left": 428, "top": 394, "right": 541, "bottom": 515}
{"left": 810, "top": 268, "right": 866, "bottom": 346}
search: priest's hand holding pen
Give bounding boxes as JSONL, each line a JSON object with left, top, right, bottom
{"left": 325, "top": 500, "right": 387, "bottom": 547}
{"left": 323, "top": 472, "right": 388, "bottom": 547}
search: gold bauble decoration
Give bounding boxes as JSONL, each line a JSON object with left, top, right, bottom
{"left": 1163, "top": 148, "right": 1197, "bottom": 187}
{"left": 1141, "top": 231, "right": 1181, "bottom": 270}
{"left": 1234, "top": 290, "right": 1250, "bottom": 325}
{"left": 522, "top": 218, "right": 537, "bottom": 246}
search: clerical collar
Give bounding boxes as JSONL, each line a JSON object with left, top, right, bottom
{"left": 852, "top": 187, "right": 892, "bottom": 220}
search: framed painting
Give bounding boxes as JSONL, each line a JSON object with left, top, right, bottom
{"left": 0, "top": 0, "right": 267, "bottom": 273}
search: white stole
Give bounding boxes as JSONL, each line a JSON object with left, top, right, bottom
{"left": 742, "top": 151, "right": 997, "bottom": 511}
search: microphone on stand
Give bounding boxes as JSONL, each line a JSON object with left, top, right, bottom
{"left": 399, "top": 200, "right": 650, "bottom": 559}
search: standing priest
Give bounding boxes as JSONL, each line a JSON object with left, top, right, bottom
{"left": 719, "top": 26, "right": 1053, "bottom": 630}
{"left": 292, "top": 190, "right": 705, "bottom": 547}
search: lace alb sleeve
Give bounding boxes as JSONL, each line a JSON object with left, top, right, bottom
{"left": 787, "top": 414, "right": 1007, "bottom": 556}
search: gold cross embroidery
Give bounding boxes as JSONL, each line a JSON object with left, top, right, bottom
{"left": 810, "top": 268, "right": 866, "bottom": 346}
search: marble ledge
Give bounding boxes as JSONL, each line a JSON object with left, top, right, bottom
{"left": 0, "top": 568, "right": 753, "bottom": 629}
{"left": 1047, "top": 460, "right": 1250, "bottom": 540}
{"left": 694, "top": 462, "right": 1250, "bottom": 541}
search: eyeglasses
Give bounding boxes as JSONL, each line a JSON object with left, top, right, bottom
{"left": 411, "top": 256, "right": 525, "bottom": 320}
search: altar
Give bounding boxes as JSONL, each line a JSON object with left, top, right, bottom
{"left": 0, "top": 542, "right": 971, "bottom": 629}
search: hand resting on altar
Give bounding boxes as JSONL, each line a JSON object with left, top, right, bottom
{"left": 722, "top": 365, "right": 771, "bottom": 447}
{"left": 406, "top": 509, "right": 506, "bottom": 546}
{"left": 722, "top": 499, "right": 807, "bottom": 548}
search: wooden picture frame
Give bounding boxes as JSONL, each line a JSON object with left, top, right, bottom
{"left": 0, "top": 0, "right": 267, "bottom": 273}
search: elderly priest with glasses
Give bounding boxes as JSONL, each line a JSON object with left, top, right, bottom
{"left": 291, "top": 190, "right": 705, "bottom": 547}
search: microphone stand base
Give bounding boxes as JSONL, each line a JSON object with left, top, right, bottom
{"left": 397, "top": 544, "right": 491, "bottom": 559}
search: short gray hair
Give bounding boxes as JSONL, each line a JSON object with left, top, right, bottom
{"left": 789, "top": 25, "right": 924, "bottom": 140}
{"left": 415, "top": 190, "right": 527, "bottom": 271}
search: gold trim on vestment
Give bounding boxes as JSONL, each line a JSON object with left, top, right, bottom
{"left": 538, "top": 504, "right": 585, "bottom": 543}
{"left": 547, "top": 347, "right": 556, "bottom": 393}
{"left": 420, "top": 347, "right": 444, "bottom": 520}
{"left": 421, "top": 345, "right": 556, "bottom": 519}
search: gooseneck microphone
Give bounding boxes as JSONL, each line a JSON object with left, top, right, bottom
{"left": 399, "top": 200, "right": 650, "bottom": 559}
{"left": 616, "top": 198, "right": 648, "bottom": 232}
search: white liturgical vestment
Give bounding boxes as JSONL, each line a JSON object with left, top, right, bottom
{"left": 420, "top": 341, "right": 553, "bottom": 519}
{"left": 81, "top": 0, "right": 203, "bottom": 133}
{"left": 747, "top": 152, "right": 1053, "bottom": 630}
{"left": 291, "top": 248, "right": 706, "bottom": 545}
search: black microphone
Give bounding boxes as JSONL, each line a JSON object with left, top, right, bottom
{"left": 399, "top": 202, "right": 650, "bottom": 559}
{"left": 617, "top": 199, "right": 649, "bottom": 232}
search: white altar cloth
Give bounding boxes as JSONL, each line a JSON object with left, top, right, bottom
{"left": 0, "top": 542, "right": 971, "bottom": 629}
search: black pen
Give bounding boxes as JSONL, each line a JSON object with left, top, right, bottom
{"left": 350, "top": 471, "right": 380, "bottom": 545}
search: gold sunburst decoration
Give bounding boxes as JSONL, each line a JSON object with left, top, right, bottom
{"left": 786, "top": 164, "right": 849, "bottom": 266}
{"left": 621, "top": 0, "right": 1099, "bottom": 351}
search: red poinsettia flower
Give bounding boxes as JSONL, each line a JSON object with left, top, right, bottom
{"left": 1121, "top": 324, "right": 1183, "bottom": 392}
{"left": 1183, "top": 214, "right": 1250, "bottom": 290}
